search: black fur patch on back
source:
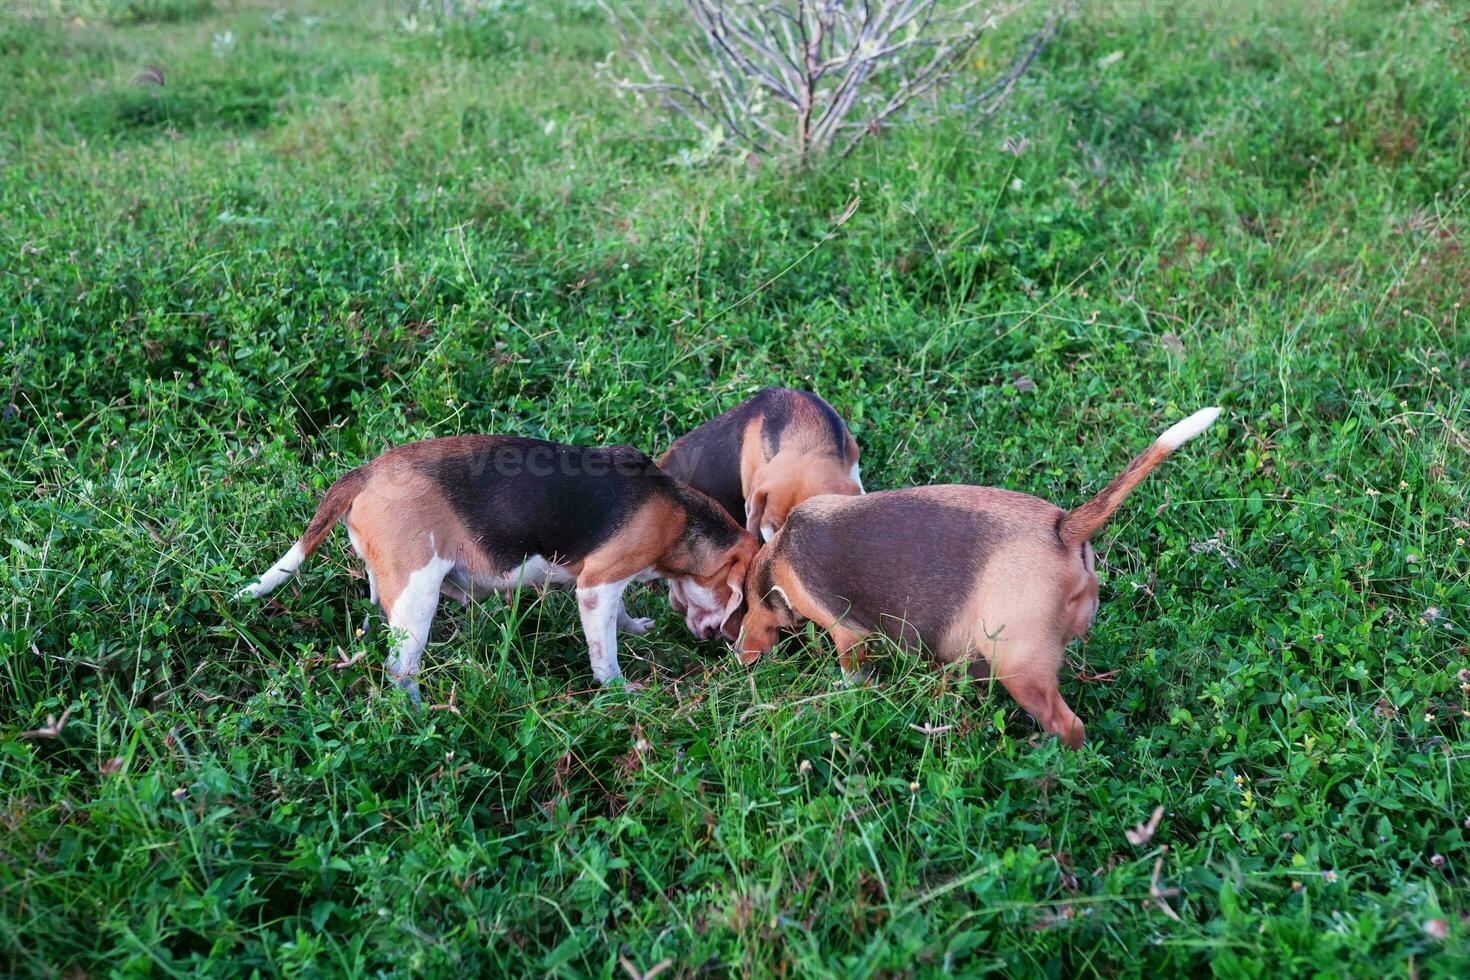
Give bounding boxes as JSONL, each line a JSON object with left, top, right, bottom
{"left": 780, "top": 488, "right": 1015, "bottom": 651}
{"left": 659, "top": 398, "right": 761, "bottom": 524}
{"left": 419, "top": 437, "right": 668, "bottom": 569}
{"left": 762, "top": 388, "right": 849, "bottom": 460}
{"left": 659, "top": 387, "right": 853, "bottom": 524}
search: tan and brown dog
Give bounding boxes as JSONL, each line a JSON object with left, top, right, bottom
{"left": 736, "top": 407, "right": 1222, "bottom": 748}
{"left": 238, "top": 436, "right": 757, "bottom": 700}
{"left": 658, "top": 387, "right": 863, "bottom": 542}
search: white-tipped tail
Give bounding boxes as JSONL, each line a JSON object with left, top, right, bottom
{"left": 1155, "top": 406, "right": 1222, "bottom": 451}
{"left": 236, "top": 542, "right": 306, "bottom": 599}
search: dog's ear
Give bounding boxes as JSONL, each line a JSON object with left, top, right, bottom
{"left": 716, "top": 550, "right": 747, "bottom": 640}
{"left": 744, "top": 488, "right": 768, "bottom": 540}
{"left": 721, "top": 551, "right": 746, "bottom": 620}
{"left": 667, "top": 578, "right": 688, "bottom": 613}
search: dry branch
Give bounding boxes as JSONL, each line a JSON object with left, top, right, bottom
{"left": 603, "top": 0, "right": 1068, "bottom": 160}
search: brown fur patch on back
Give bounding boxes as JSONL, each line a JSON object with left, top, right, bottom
{"left": 585, "top": 495, "right": 686, "bottom": 585}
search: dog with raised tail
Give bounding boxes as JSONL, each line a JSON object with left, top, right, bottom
{"left": 735, "top": 407, "right": 1223, "bottom": 749}
{"left": 237, "top": 436, "right": 757, "bottom": 701}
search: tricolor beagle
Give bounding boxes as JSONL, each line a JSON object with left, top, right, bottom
{"left": 658, "top": 387, "right": 863, "bottom": 542}
{"left": 238, "top": 436, "right": 757, "bottom": 699}
{"left": 736, "top": 407, "right": 1223, "bottom": 748}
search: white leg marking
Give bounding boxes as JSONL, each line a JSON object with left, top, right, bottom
{"left": 237, "top": 542, "right": 305, "bottom": 599}
{"left": 578, "top": 578, "right": 633, "bottom": 684}
{"left": 849, "top": 462, "right": 865, "bottom": 494}
{"left": 385, "top": 553, "right": 455, "bottom": 702}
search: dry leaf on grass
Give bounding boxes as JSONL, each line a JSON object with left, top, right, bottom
{"left": 619, "top": 955, "right": 673, "bottom": 980}
{"left": 21, "top": 707, "right": 73, "bottom": 739}
{"left": 1126, "top": 805, "right": 1165, "bottom": 846}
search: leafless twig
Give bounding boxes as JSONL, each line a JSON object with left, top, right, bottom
{"left": 21, "top": 707, "right": 73, "bottom": 739}
{"left": 429, "top": 684, "right": 461, "bottom": 715}
{"left": 1148, "top": 855, "right": 1182, "bottom": 922}
{"left": 619, "top": 955, "right": 674, "bottom": 980}
{"left": 330, "top": 649, "right": 367, "bottom": 670}
{"left": 603, "top": 1, "right": 1066, "bottom": 160}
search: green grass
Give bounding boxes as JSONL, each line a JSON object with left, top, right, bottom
{"left": 2, "top": 0, "right": 1468, "bottom": 974}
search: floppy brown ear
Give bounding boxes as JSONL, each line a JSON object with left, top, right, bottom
{"left": 744, "top": 488, "right": 768, "bottom": 539}
{"left": 724, "top": 554, "right": 747, "bottom": 611}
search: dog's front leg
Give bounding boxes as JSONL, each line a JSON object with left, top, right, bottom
{"left": 576, "top": 577, "right": 633, "bottom": 684}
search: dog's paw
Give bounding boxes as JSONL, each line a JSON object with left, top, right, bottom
{"left": 392, "top": 676, "right": 423, "bottom": 706}
{"left": 620, "top": 616, "right": 656, "bottom": 636}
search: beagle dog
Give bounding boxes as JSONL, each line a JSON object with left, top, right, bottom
{"left": 658, "top": 387, "right": 864, "bottom": 542}
{"left": 238, "top": 436, "right": 757, "bottom": 700}
{"left": 736, "top": 407, "right": 1222, "bottom": 749}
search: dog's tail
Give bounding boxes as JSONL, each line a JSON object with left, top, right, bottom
{"left": 236, "top": 465, "right": 370, "bottom": 599}
{"left": 1057, "top": 407, "right": 1220, "bottom": 548}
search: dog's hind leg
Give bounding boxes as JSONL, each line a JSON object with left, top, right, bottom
{"left": 992, "top": 640, "right": 1085, "bottom": 749}
{"left": 378, "top": 549, "right": 454, "bottom": 705}
{"left": 831, "top": 623, "right": 875, "bottom": 685}
{"left": 616, "top": 596, "right": 655, "bottom": 636}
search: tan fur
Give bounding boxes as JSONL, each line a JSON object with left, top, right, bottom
{"left": 1059, "top": 443, "right": 1170, "bottom": 546}
{"left": 740, "top": 406, "right": 861, "bottom": 538}
{"left": 744, "top": 502, "right": 1090, "bottom": 747}
{"left": 941, "top": 537, "right": 1089, "bottom": 748}
{"left": 586, "top": 495, "right": 685, "bottom": 585}
{"left": 243, "top": 435, "right": 757, "bottom": 692}
{"left": 343, "top": 471, "right": 459, "bottom": 622}
{"left": 736, "top": 547, "right": 839, "bottom": 666}
{"left": 737, "top": 410, "right": 1221, "bottom": 750}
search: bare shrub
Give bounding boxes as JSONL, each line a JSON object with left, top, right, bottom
{"left": 602, "top": 1, "right": 1066, "bottom": 160}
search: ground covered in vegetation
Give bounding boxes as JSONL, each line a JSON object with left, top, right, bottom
{"left": 2, "top": 0, "right": 1468, "bottom": 974}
